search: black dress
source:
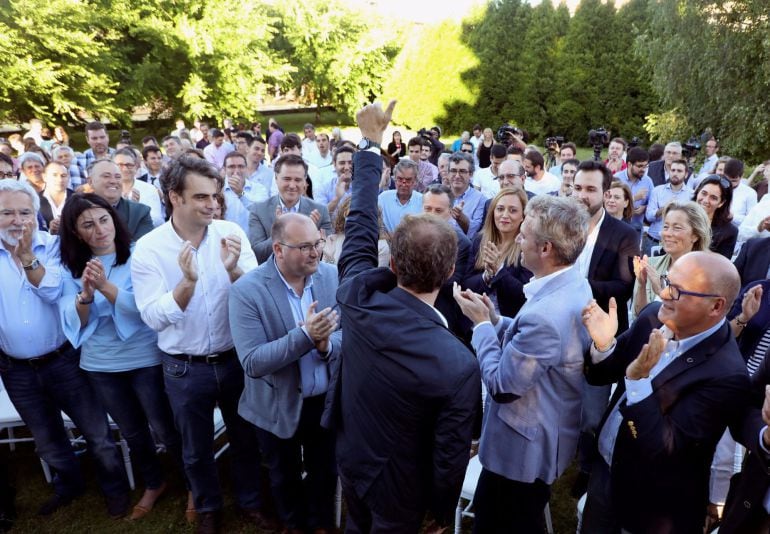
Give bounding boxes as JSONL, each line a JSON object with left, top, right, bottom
{"left": 710, "top": 219, "right": 739, "bottom": 259}
{"left": 477, "top": 140, "right": 493, "bottom": 168}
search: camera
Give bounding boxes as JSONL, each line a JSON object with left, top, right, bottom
{"left": 628, "top": 136, "right": 641, "bottom": 149}
{"left": 497, "top": 124, "right": 523, "bottom": 146}
{"left": 545, "top": 136, "right": 565, "bottom": 151}
{"left": 588, "top": 127, "right": 609, "bottom": 161}
{"left": 682, "top": 135, "right": 702, "bottom": 159}
{"left": 417, "top": 128, "right": 433, "bottom": 139}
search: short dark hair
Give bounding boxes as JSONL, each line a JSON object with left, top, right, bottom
{"left": 670, "top": 158, "right": 689, "bottom": 170}
{"left": 425, "top": 184, "right": 455, "bottom": 205}
{"left": 610, "top": 137, "right": 627, "bottom": 150}
{"left": 210, "top": 128, "right": 225, "bottom": 139}
{"left": 560, "top": 142, "right": 577, "bottom": 155}
{"left": 506, "top": 144, "right": 525, "bottom": 156}
{"left": 281, "top": 133, "right": 302, "bottom": 151}
{"left": 448, "top": 151, "right": 475, "bottom": 175}
{"left": 274, "top": 153, "right": 308, "bottom": 177}
{"left": 59, "top": 193, "right": 132, "bottom": 278}
{"left": 407, "top": 137, "right": 425, "bottom": 149}
{"left": 332, "top": 145, "right": 356, "bottom": 164}
{"left": 577, "top": 160, "right": 613, "bottom": 191}
{"left": 162, "top": 135, "right": 181, "bottom": 144}
{"left": 648, "top": 143, "right": 665, "bottom": 161}
{"left": 252, "top": 135, "right": 266, "bottom": 146}
{"left": 562, "top": 158, "right": 580, "bottom": 169}
{"left": 141, "top": 135, "right": 158, "bottom": 146}
{"left": 724, "top": 158, "right": 744, "bottom": 179}
{"left": 160, "top": 156, "right": 224, "bottom": 216}
{"left": 235, "top": 131, "right": 254, "bottom": 144}
{"left": 142, "top": 145, "right": 162, "bottom": 160}
{"left": 223, "top": 151, "right": 247, "bottom": 168}
{"left": 0, "top": 153, "right": 14, "bottom": 169}
{"left": 85, "top": 121, "right": 106, "bottom": 135}
{"left": 525, "top": 149, "right": 544, "bottom": 170}
{"left": 490, "top": 143, "right": 507, "bottom": 159}
{"left": 113, "top": 147, "right": 138, "bottom": 163}
{"left": 626, "top": 147, "right": 649, "bottom": 165}
{"left": 391, "top": 215, "right": 457, "bottom": 293}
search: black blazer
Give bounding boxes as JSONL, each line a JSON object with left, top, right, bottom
{"left": 435, "top": 227, "right": 473, "bottom": 341}
{"left": 734, "top": 237, "right": 770, "bottom": 285}
{"left": 38, "top": 189, "right": 73, "bottom": 225}
{"left": 586, "top": 303, "right": 750, "bottom": 533}
{"left": 721, "top": 350, "right": 770, "bottom": 533}
{"left": 588, "top": 214, "right": 639, "bottom": 333}
{"left": 115, "top": 197, "right": 153, "bottom": 242}
{"left": 646, "top": 160, "right": 667, "bottom": 187}
{"left": 711, "top": 219, "right": 739, "bottom": 259}
{"left": 324, "top": 150, "right": 480, "bottom": 527}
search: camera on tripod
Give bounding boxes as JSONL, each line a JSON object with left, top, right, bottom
{"left": 497, "top": 124, "right": 523, "bottom": 147}
{"left": 588, "top": 128, "right": 610, "bottom": 161}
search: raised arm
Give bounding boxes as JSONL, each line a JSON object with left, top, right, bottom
{"left": 338, "top": 100, "right": 396, "bottom": 284}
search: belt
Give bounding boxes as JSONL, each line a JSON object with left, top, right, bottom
{"left": 166, "top": 348, "right": 236, "bottom": 364}
{"left": 645, "top": 233, "right": 660, "bottom": 243}
{"left": 5, "top": 341, "right": 72, "bottom": 369}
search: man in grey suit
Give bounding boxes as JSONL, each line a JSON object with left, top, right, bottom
{"left": 247, "top": 154, "right": 332, "bottom": 263}
{"left": 454, "top": 194, "right": 593, "bottom": 533}
{"left": 88, "top": 159, "right": 153, "bottom": 241}
{"left": 230, "top": 212, "right": 340, "bottom": 534}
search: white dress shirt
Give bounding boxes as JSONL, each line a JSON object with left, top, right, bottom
{"left": 730, "top": 181, "right": 758, "bottom": 227}
{"left": 131, "top": 219, "right": 258, "bottom": 355}
{"left": 128, "top": 178, "right": 164, "bottom": 227}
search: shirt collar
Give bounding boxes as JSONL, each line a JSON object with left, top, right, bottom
{"left": 663, "top": 317, "right": 725, "bottom": 346}
{"left": 279, "top": 196, "right": 301, "bottom": 213}
{"left": 523, "top": 265, "right": 572, "bottom": 300}
{"left": 273, "top": 257, "right": 313, "bottom": 298}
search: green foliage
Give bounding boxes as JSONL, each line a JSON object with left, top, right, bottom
{"left": 382, "top": 19, "right": 478, "bottom": 131}
{"left": 640, "top": 0, "right": 770, "bottom": 160}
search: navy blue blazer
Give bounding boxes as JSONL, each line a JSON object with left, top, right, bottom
{"left": 324, "top": 150, "right": 480, "bottom": 526}
{"left": 734, "top": 237, "right": 770, "bottom": 286}
{"left": 586, "top": 302, "right": 750, "bottom": 533}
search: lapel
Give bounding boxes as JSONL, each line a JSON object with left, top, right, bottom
{"left": 588, "top": 215, "right": 611, "bottom": 276}
{"left": 310, "top": 266, "right": 332, "bottom": 307}
{"left": 264, "top": 260, "right": 301, "bottom": 333}
{"left": 651, "top": 321, "right": 731, "bottom": 412}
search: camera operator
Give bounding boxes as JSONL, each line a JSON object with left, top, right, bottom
{"left": 604, "top": 137, "right": 628, "bottom": 174}
{"left": 523, "top": 149, "right": 561, "bottom": 196}
{"left": 550, "top": 142, "right": 577, "bottom": 179}
{"left": 417, "top": 127, "right": 444, "bottom": 166}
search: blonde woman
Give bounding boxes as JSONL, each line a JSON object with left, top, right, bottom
{"left": 322, "top": 196, "right": 390, "bottom": 267}
{"left": 463, "top": 187, "right": 532, "bottom": 317}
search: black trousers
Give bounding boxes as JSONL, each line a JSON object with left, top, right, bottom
{"left": 340, "top": 473, "right": 424, "bottom": 534}
{"left": 255, "top": 395, "right": 337, "bottom": 531}
{"left": 472, "top": 468, "right": 550, "bottom": 534}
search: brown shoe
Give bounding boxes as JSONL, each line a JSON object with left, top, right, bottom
{"left": 237, "top": 506, "right": 280, "bottom": 530}
{"left": 196, "top": 510, "right": 223, "bottom": 534}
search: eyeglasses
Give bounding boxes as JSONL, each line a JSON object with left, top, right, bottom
{"left": 0, "top": 172, "right": 15, "bottom": 179}
{"left": 448, "top": 169, "right": 470, "bottom": 176}
{"left": 461, "top": 149, "right": 473, "bottom": 153}
{"left": 660, "top": 275, "right": 721, "bottom": 301}
{"left": 498, "top": 173, "right": 523, "bottom": 181}
{"left": 116, "top": 162, "right": 136, "bottom": 169}
{"left": 279, "top": 239, "right": 326, "bottom": 255}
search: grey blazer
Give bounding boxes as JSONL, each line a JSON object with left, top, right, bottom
{"left": 471, "top": 265, "right": 592, "bottom": 484}
{"left": 247, "top": 195, "right": 333, "bottom": 263}
{"left": 229, "top": 258, "right": 340, "bottom": 439}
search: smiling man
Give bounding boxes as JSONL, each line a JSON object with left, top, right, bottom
{"left": 77, "top": 121, "right": 115, "bottom": 174}
{"left": 247, "top": 154, "right": 331, "bottom": 263}
{"left": 378, "top": 159, "right": 423, "bottom": 232}
{"left": 581, "top": 251, "right": 749, "bottom": 533}
{"left": 88, "top": 159, "right": 153, "bottom": 242}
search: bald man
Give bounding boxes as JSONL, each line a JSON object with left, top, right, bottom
{"left": 580, "top": 252, "right": 750, "bottom": 533}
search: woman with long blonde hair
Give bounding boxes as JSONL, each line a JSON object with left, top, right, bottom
{"left": 464, "top": 187, "right": 532, "bottom": 317}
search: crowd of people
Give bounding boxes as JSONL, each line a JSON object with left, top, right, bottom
{"left": 2, "top": 100, "right": 770, "bottom": 534}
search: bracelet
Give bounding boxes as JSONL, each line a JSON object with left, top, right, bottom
{"left": 735, "top": 316, "right": 748, "bottom": 328}
{"left": 76, "top": 292, "right": 94, "bottom": 305}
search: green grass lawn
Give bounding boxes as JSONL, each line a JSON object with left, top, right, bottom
{"left": 3, "top": 439, "right": 580, "bottom": 533}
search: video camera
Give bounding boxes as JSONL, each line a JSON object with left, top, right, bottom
{"left": 682, "top": 135, "right": 702, "bottom": 159}
{"left": 628, "top": 136, "right": 642, "bottom": 149}
{"left": 545, "top": 136, "right": 565, "bottom": 152}
{"left": 588, "top": 127, "right": 610, "bottom": 161}
{"left": 416, "top": 128, "right": 433, "bottom": 140}
{"left": 497, "top": 124, "right": 523, "bottom": 147}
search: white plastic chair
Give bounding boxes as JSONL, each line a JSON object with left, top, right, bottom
{"left": 576, "top": 493, "right": 587, "bottom": 533}
{"left": 454, "top": 456, "right": 553, "bottom": 534}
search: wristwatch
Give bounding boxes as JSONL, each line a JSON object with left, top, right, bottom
{"left": 357, "top": 138, "right": 381, "bottom": 151}
{"left": 22, "top": 258, "right": 40, "bottom": 271}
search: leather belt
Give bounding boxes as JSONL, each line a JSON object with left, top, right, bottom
{"left": 166, "top": 348, "right": 236, "bottom": 364}
{"left": 5, "top": 341, "right": 72, "bottom": 369}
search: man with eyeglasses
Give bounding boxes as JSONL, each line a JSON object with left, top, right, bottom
{"left": 378, "top": 159, "right": 423, "bottom": 232}
{"left": 0, "top": 153, "right": 15, "bottom": 181}
{"left": 480, "top": 159, "right": 531, "bottom": 224}
{"left": 230, "top": 212, "right": 340, "bottom": 534}
{"left": 220, "top": 151, "right": 268, "bottom": 231}
{"left": 112, "top": 148, "right": 163, "bottom": 227}
{"left": 580, "top": 251, "right": 750, "bottom": 533}
{"left": 447, "top": 151, "right": 485, "bottom": 240}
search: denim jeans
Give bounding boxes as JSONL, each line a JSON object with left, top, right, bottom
{"left": 0, "top": 348, "right": 129, "bottom": 499}
{"left": 87, "top": 365, "right": 183, "bottom": 490}
{"left": 162, "top": 353, "right": 262, "bottom": 513}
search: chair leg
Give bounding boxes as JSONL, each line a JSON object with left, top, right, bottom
{"left": 335, "top": 477, "right": 342, "bottom": 528}
{"left": 118, "top": 440, "right": 135, "bottom": 491}
{"left": 7, "top": 428, "right": 15, "bottom": 452}
{"left": 544, "top": 501, "right": 554, "bottom": 534}
{"left": 40, "top": 458, "right": 52, "bottom": 484}
{"left": 455, "top": 499, "right": 462, "bottom": 534}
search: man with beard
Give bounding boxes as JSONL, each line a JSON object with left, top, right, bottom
{"left": 76, "top": 121, "right": 115, "bottom": 175}
{"left": 571, "top": 160, "right": 640, "bottom": 498}
{"left": 614, "top": 147, "right": 653, "bottom": 238}
{"left": 523, "top": 149, "right": 560, "bottom": 196}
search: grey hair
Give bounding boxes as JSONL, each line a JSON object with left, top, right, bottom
{"left": 394, "top": 158, "right": 419, "bottom": 177}
{"left": 665, "top": 141, "right": 683, "bottom": 152}
{"left": 18, "top": 152, "right": 45, "bottom": 168}
{"left": 86, "top": 158, "right": 116, "bottom": 176}
{"left": 51, "top": 145, "right": 74, "bottom": 159}
{"left": 0, "top": 179, "right": 41, "bottom": 212}
{"left": 449, "top": 151, "right": 475, "bottom": 175}
{"left": 525, "top": 195, "right": 588, "bottom": 266}
{"left": 437, "top": 153, "right": 451, "bottom": 165}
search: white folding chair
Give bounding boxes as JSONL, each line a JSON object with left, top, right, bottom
{"left": 454, "top": 455, "right": 553, "bottom": 534}
{"left": 213, "top": 407, "right": 229, "bottom": 460}
{"left": 576, "top": 493, "right": 587, "bottom": 533}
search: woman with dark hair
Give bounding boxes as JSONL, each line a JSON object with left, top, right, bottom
{"left": 464, "top": 187, "right": 532, "bottom": 318}
{"left": 387, "top": 131, "right": 406, "bottom": 160}
{"left": 58, "top": 193, "right": 182, "bottom": 521}
{"left": 693, "top": 175, "right": 737, "bottom": 258}
{"left": 604, "top": 180, "right": 634, "bottom": 224}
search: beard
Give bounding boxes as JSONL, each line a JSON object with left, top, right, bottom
{"left": 0, "top": 227, "right": 22, "bottom": 247}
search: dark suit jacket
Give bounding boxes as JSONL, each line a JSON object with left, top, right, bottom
{"left": 711, "top": 219, "right": 739, "bottom": 259}
{"left": 586, "top": 303, "right": 750, "bottom": 533}
{"left": 324, "top": 150, "right": 480, "bottom": 527}
{"left": 38, "top": 189, "right": 73, "bottom": 225}
{"left": 734, "top": 237, "right": 770, "bottom": 285}
{"left": 721, "top": 349, "right": 770, "bottom": 533}
{"left": 588, "top": 214, "right": 639, "bottom": 333}
{"left": 115, "top": 197, "right": 153, "bottom": 242}
{"left": 646, "top": 160, "right": 667, "bottom": 187}
{"left": 463, "top": 234, "right": 531, "bottom": 319}
{"left": 434, "top": 227, "right": 473, "bottom": 341}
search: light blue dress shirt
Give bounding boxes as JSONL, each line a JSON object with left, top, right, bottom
{"left": 645, "top": 183, "right": 693, "bottom": 239}
{"left": 0, "top": 231, "right": 65, "bottom": 358}
{"left": 274, "top": 259, "right": 330, "bottom": 398}
{"left": 596, "top": 319, "right": 724, "bottom": 466}
{"left": 377, "top": 190, "right": 424, "bottom": 232}
{"left": 453, "top": 185, "right": 486, "bottom": 240}
{"left": 614, "top": 169, "right": 655, "bottom": 231}
{"left": 60, "top": 252, "right": 162, "bottom": 372}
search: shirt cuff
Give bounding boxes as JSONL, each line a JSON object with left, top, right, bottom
{"left": 159, "top": 291, "right": 186, "bottom": 324}
{"left": 473, "top": 321, "right": 492, "bottom": 331}
{"left": 590, "top": 340, "right": 616, "bottom": 364}
{"left": 624, "top": 375, "right": 653, "bottom": 405}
